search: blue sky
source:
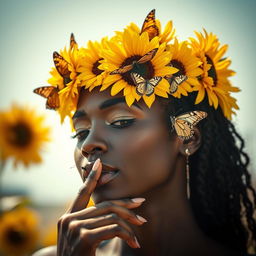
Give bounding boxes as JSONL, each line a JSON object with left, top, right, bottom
{"left": 1, "top": 0, "right": 256, "bottom": 204}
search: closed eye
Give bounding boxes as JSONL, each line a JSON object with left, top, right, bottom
{"left": 109, "top": 118, "right": 136, "bottom": 128}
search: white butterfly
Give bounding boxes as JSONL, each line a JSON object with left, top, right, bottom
{"left": 166, "top": 74, "right": 188, "bottom": 94}
{"left": 131, "top": 72, "right": 162, "bottom": 96}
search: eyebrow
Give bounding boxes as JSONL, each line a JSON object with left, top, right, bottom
{"left": 72, "top": 97, "right": 142, "bottom": 120}
{"left": 99, "top": 97, "right": 142, "bottom": 110}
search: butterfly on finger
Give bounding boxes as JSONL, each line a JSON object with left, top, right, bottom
{"left": 170, "top": 111, "right": 207, "bottom": 140}
{"left": 166, "top": 74, "right": 188, "bottom": 94}
{"left": 140, "top": 9, "right": 159, "bottom": 40}
{"left": 33, "top": 33, "right": 77, "bottom": 109}
{"left": 131, "top": 72, "right": 162, "bottom": 96}
{"left": 110, "top": 48, "right": 158, "bottom": 75}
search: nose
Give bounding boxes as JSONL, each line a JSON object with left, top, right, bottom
{"left": 80, "top": 132, "right": 108, "bottom": 159}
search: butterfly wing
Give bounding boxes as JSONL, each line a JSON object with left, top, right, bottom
{"left": 169, "top": 79, "right": 178, "bottom": 94}
{"left": 70, "top": 33, "right": 77, "bottom": 49}
{"left": 131, "top": 72, "right": 147, "bottom": 96}
{"left": 137, "top": 48, "right": 158, "bottom": 64}
{"left": 174, "top": 119, "right": 194, "bottom": 140}
{"left": 172, "top": 111, "right": 207, "bottom": 140}
{"left": 110, "top": 48, "right": 158, "bottom": 75}
{"left": 178, "top": 111, "right": 207, "bottom": 126}
{"left": 174, "top": 75, "right": 188, "bottom": 85}
{"left": 33, "top": 86, "right": 60, "bottom": 110}
{"left": 141, "top": 9, "right": 159, "bottom": 40}
{"left": 53, "top": 51, "right": 71, "bottom": 78}
{"left": 145, "top": 76, "right": 162, "bottom": 96}
{"left": 110, "top": 64, "right": 133, "bottom": 75}
{"left": 167, "top": 74, "right": 188, "bottom": 94}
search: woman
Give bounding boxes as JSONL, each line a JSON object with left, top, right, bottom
{"left": 33, "top": 10, "right": 256, "bottom": 256}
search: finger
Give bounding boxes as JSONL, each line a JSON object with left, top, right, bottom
{"left": 66, "top": 213, "right": 138, "bottom": 243}
{"left": 102, "top": 197, "right": 146, "bottom": 209}
{"left": 70, "top": 224, "right": 140, "bottom": 255}
{"left": 77, "top": 201, "right": 147, "bottom": 226}
{"left": 69, "top": 158, "right": 102, "bottom": 213}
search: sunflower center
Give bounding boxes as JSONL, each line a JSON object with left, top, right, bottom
{"left": 92, "top": 58, "right": 104, "bottom": 76}
{"left": 8, "top": 122, "right": 33, "bottom": 147}
{"left": 169, "top": 59, "right": 186, "bottom": 76}
{"left": 121, "top": 55, "right": 154, "bottom": 85}
{"left": 6, "top": 228, "right": 27, "bottom": 245}
{"left": 206, "top": 55, "right": 217, "bottom": 86}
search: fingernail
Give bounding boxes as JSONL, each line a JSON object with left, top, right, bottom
{"left": 131, "top": 198, "right": 146, "bottom": 203}
{"left": 92, "top": 158, "right": 101, "bottom": 171}
{"left": 136, "top": 215, "right": 147, "bottom": 223}
{"left": 134, "top": 236, "right": 141, "bottom": 248}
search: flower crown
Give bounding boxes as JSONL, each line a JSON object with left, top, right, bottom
{"left": 34, "top": 9, "right": 239, "bottom": 123}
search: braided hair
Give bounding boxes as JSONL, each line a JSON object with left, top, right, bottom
{"left": 160, "top": 92, "right": 256, "bottom": 252}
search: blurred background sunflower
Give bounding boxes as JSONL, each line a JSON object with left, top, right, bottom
{"left": 0, "top": 207, "right": 39, "bottom": 256}
{"left": 0, "top": 104, "right": 51, "bottom": 168}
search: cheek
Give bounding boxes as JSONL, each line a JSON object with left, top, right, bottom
{"left": 118, "top": 127, "right": 178, "bottom": 188}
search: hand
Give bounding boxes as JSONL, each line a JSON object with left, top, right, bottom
{"left": 57, "top": 158, "right": 146, "bottom": 256}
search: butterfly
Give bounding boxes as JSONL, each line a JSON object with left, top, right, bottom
{"left": 140, "top": 9, "right": 159, "bottom": 40}
{"left": 34, "top": 34, "right": 77, "bottom": 110}
{"left": 110, "top": 48, "right": 158, "bottom": 75}
{"left": 33, "top": 52, "right": 69, "bottom": 110}
{"left": 53, "top": 51, "right": 71, "bottom": 83}
{"left": 33, "top": 86, "right": 60, "bottom": 110}
{"left": 131, "top": 72, "right": 162, "bottom": 96}
{"left": 70, "top": 33, "right": 77, "bottom": 49}
{"left": 166, "top": 74, "right": 188, "bottom": 94}
{"left": 170, "top": 111, "right": 207, "bottom": 140}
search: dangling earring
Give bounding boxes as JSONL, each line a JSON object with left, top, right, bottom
{"left": 185, "top": 148, "right": 191, "bottom": 199}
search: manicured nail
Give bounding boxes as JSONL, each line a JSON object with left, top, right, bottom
{"left": 131, "top": 198, "right": 146, "bottom": 203}
{"left": 92, "top": 158, "right": 101, "bottom": 171}
{"left": 134, "top": 236, "right": 141, "bottom": 248}
{"left": 136, "top": 215, "right": 147, "bottom": 223}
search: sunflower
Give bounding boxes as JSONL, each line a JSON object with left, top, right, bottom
{"left": 166, "top": 38, "right": 203, "bottom": 98}
{"left": 0, "top": 207, "right": 39, "bottom": 256}
{"left": 77, "top": 39, "right": 107, "bottom": 92}
{"left": 0, "top": 104, "right": 51, "bottom": 167}
{"left": 41, "top": 224, "right": 57, "bottom": 247}
{"left": 48, "top": 35, "right": 83, "bottom": 123}
{"left": 189, "top": 29, "right": 239, "bottom": 119}
{"left": 99, "top": 28, "right": 178, "bottom": 107}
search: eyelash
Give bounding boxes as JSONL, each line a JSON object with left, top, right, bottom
{"left": 72, "top": 118, "right": 136, "bottom": 141}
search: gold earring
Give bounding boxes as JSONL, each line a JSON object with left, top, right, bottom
{"left": 185, "top": 148, "right": 191, "bottom": 199}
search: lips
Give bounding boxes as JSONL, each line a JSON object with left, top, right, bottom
{"left": 82, "top": 161, "right": 120, "bottom": 186}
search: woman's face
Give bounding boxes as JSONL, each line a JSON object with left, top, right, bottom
{"left": 73, "top": 89, "right": 181, "bottom": 203}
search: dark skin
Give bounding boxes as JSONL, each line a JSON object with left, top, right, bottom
{"left": 33, "top": 88, "right": 242, "bottom": 256}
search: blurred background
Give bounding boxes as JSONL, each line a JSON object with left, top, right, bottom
{"left": 0, "top": 0, "right": 256, "bottom": 254}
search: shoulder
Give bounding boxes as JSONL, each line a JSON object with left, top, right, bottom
{"left": 32, "top": 246, "right": 57, "bottom": 256}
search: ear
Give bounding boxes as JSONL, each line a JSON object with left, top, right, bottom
{"left": 179, "top": 127, "right": 202, "bottom": 156}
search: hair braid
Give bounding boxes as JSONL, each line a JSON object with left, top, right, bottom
{"left": 160, "top": 93, "right": 256, "bottom": 252}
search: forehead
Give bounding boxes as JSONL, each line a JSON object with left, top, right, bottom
{"left": 77, "top": 88, "right": 126, "bottom": 112}
{"left": 75, "top": 87, "right": 166, "bottom": 118}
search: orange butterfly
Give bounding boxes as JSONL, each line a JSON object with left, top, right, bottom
{"left": 33, "top": 86, "right": 60, "bottom": 110}
{"left": 70, "top": 33, "right": 77, "bottom": 49}
{"left": 53, "top": 51, "right": 71, "bottom": 81}
{"left": 34, "top": 34, "right": 78, "bottom": 109}
{"left": 140, "top": 9, "right": 159, "bottom": 40}
{"left": 110, "top": 48, "right": 158, "bottom": 75}
{"left": 170, "top": 111, "right": 207, "bottom": 140}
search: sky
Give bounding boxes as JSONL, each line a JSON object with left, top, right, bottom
{"left": 0, "top": 0, "right": 256, "bottom": 205}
